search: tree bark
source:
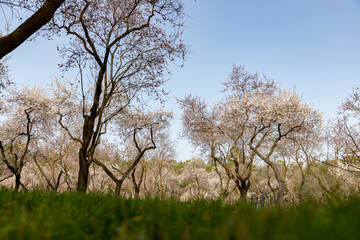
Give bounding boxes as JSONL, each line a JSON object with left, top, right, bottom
{"left": 14, "top": 173, "right": 21, "bottom": 192}
{"left": 77, "top": 148, "right": 90, "bottom": 192}
{"left": 266, "top": 162, "right": 285, "bottom": 204}
{"left": 0, "top": 0, "right": 65, "bottom": 59}
{"left": 276, "top": 178, "right": 286, "bottom": 204}
{"left": 240, "top": 179, "right": 250, "bottom": 199}
{"left": 115, "top": 181, "right": 122, "bottom": 196}
{"left": 134, "top": 186, "right": 140, "bottom": 198}
{"left": 234, "top": 179, "right": 250, "bottom": 199}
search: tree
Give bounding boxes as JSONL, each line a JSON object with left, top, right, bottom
{"left": 0, "top": 0, "right": 65, "bottom": 59}
{"left": 179, "top": 66, "right": 278, "bottom": 199}
{"left": 30, "top": 127, "right": 80, "bottom": 192}
{"left": 333, "top": 87, "right": 360, "bottom": 173}
{"left": 51, "top": 0, "right": 186, "bottom": 192}
{"left": 0, "top": 59, "right": 12, "bottom": 93}
{"left": 142, "top": 131, "right": 176, "bottom": 198}
{"left": 274, "top": 130, "right": 323, "bottom": 202}
{"left": 179, "top": 95, "right": 256, "bottom": 199}
{"left": 0, "top": 87, "right": 52, "bottom": 191}
{"left": 176, "top": 158, "right": 211, "bottom": 200}
{"left": 246, "top": 87, "right": 321, "bottom": 204}
{"left": 92, "top": 109, "right": 172, "bottom": 196}
{"left": 180, "top": 66, "right": 322, "bottom": 203}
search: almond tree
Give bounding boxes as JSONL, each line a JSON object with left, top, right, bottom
{"left": 326, "top": 119, "right": 348, "bottom": 161}
{"left": 179, "top": 67, "right": 277, "bottom": 199}
{"left": 0, "top": 87, "right": 52, "bottom": 191}
{"left": 176, "top": 158, "right": 210, "bottom": 200}
{"left": 140, "top": 131, "right": 176, "bottom": 198}
{"left": 290, "top": 138, "right": 321, "bottom": 200}
{"left": 179, "top": 95, "right": 257, "bottom": 199}
{"left": 332, "top": 87, "right": 360, "bottom": 173}
{"left": 30, "top": 127, "right": 80, "bottom": 191}
{"left": 318, "top": 88, "right": 360, "bottom": 181}
{"left": 219, "top": 68, "right": 321, "bottom": 204}
{"left": 92, "top": 109, "right": 172, "bottom": 196}
{"left": 247, "top": 89, "right": 321, "bottom": 204}
{"left": 180, "top": 66, "right": 322, "bottom": 203}
{"left": 51, "top": 0, "right": 186, "bottom": 192}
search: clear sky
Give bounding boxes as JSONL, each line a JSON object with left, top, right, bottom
{"left": 5, "top": 0, "right": 360, "bottom": 161}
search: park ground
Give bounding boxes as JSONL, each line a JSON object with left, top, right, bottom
{"left": 0, "top": 188, "right": 359, "bottom": 240}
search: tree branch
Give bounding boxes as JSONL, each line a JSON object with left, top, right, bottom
{"left": 0, "top": 0, "right": 65, "bottom": 59}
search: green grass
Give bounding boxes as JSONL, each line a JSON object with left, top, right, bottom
{"left": 0, "top": 188, "right": 359, "bottom": 239}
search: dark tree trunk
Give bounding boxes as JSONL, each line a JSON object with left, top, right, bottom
{"left": 134, "top": 186, "right": 140, "bottom": 198}
{"left": 77, "top": 113, "right": 96, "bottom": 192}
{"left": 235, "top": 179, "right": 250, "bottom": 200}
{"left": 131, "top": 167, "right": 144, "bottom": 198}
{"left": 15, "top": 174, "right": 21, "bottom": 192}
{"left": 77, "top": 148, "right": 90, "bottom": 192}
{"left": 240, "top": 179, "right": 250, "bottom": 199}
{"left": 115, "top": 181, "right": 122, "bottom": 196}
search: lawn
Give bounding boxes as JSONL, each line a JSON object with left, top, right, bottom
{"left": 0, "top": 188, "right": 359, "bottom": 239}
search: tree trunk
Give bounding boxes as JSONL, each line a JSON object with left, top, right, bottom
{"left": 269, "top": 164, "right": 285, "bottom": 204}
{"left": 115, "top": 181, "right": 122, "bottom": 196}
{"left": 77, "top": 114, "right": 96, "bottom": 192}
{"left": 235, "top": 179, "right": 250, "bottom": 200}
{"left": 77, "top": 149, "right": 89, "bottom": 192}
{"left": 14, "top": 174, "right": 21, "bottom": 192}
{"left": 134, "top": 186, "right": 140, "bottom": 198}
{"left": 240, "top": 179, "right": 250, "bottom": 199}
{"left": 276, "top": 180, "right": 286, "bottom": 204}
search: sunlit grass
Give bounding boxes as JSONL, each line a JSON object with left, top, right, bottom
{"left": 0, "top": 188, "right": 359, "bottom": 239}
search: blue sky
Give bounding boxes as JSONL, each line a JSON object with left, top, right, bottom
{"left": 6, "top": 0, "right": 360, "bottom": 161}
